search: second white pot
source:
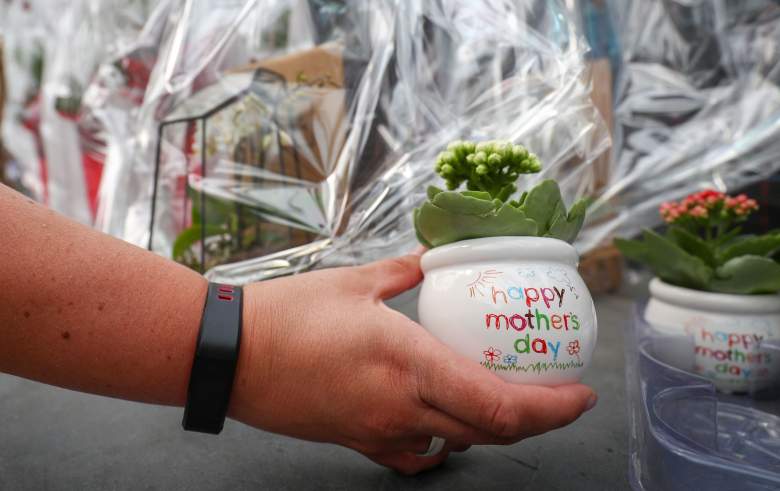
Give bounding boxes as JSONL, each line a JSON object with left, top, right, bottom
{"left": 645, "top": 278, "right": 780, "bottom": 393}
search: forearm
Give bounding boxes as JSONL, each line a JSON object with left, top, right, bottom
{"left": 0, "top": 184, "right": 208, "bottom": 406}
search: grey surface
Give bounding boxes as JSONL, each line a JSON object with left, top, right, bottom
{"left": 0, "top": 291, "right": 633, "bottom": 490}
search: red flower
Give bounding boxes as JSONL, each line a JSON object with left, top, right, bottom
{"left": 567, "top": 340, "right": 580, "bottom": 356}
{"left": 483, "top": 347, "right": 502, "bottom": 363}
{"left": 658, "top": 189, "right": 758, "bottom": 224}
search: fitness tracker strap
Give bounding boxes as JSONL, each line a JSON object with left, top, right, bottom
{"left": 183, "top": 283, "right": 243, "bottom": 434}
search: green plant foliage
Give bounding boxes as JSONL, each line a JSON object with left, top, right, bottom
{"left": 710, "top": 256, "right": 780, "bottom": 294}
{"left": 414, "top": 178, "right": 588, "bottom": 248}
{"left": 414, "top": 140, "right": 589, "bottom": 248}
{"left": 615, "top": 206, "right": 780, "bottom": 295}
{"left": 615, "top": 231, "right": 713, "bottom": 290}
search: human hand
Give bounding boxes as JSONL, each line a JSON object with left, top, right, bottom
{"left": 228, "top": 254, "right": 597, "bottom": 474}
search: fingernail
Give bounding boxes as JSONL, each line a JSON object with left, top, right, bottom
{"left": 585, "top": 394, "right": 598, "bottom": 412}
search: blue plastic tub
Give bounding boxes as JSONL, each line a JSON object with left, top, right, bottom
{"left": 627, "top": 304, "right": 780, "bottom": 490}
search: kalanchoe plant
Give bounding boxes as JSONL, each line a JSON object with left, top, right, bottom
{"left": 414, "top": 140, "right": 589, "bottom": 248}
{"left": 615, "top": 190, "right": 780, "bottom": 295}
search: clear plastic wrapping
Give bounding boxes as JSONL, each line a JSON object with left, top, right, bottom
{"left": 6, "top": 0, "right": 780, "bottom": 282}
{"left": 0, "top": 0, "right": 157, "bottom": 224}
{"left": 580, "top": 0, "right": 780, "bottom": 252}
{"left": 84, "top": 0, "right": 609, "bottom": 282}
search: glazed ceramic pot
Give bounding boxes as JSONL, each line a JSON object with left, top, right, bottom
{"left": 645, "top": 278, "right": 780, "bottom": 393}
{"left": 418, "top": 236, "right": 597, "bottom": 386}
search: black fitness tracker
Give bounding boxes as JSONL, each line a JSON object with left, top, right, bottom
{"left": 182, "top": 283, "right": 243, "bottom": 434}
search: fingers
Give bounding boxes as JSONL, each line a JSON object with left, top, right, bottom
{"left": 357, "top": 254, "right": 424, "bottom": 300}
{"left": 368, "top": 449, "right": 451, "bottom": 476}
{"left": 414, "top": 406, "right": 505, "bottom": 445}
{"left": 414, "top": 338, "right": 596, "bottom": 442}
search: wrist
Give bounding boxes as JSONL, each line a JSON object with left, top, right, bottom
{"left": 226, "top": 281, "right": 274, "bottom": 422}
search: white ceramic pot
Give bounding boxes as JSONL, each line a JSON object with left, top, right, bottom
{"left": 418, "top": 236, "right": 597, "bottom": 386}
{"left": 645, "top": 278, "right": 780, "bottom": 393}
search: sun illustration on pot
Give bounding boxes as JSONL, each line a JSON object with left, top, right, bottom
{"left": 467, "top": 269, "right": 502, "bottom": 298}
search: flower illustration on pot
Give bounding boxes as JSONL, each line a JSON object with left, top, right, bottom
{"left": 503, "top": 354, "right": 518, "bottom": 365}
{"left": 483, "top": 346, "right": 502, "bottom": 364}
{"left": 567, "top": 340, "right": 581, "bottom": 362}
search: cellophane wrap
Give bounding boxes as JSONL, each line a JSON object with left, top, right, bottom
{"left": 82, "top": 0, "right": 610, "bottom": 283}
{"left": 580, "top": 0, "right": 780, "bottom": 252}
{"left": 5, "top": 0, "right": 780, "bottom": 283}
{"left": 0, "top": 0, "right": 158, "bottom": 224}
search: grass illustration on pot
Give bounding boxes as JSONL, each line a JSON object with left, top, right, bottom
{"left": 615, "top": 190, "right": 780, "bottom": 294}
{"left": 413, "top": 140, "right": 589, "bottom": 247}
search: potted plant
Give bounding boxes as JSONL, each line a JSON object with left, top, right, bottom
{"left": 415, "top": 140, "right": 597, "bottom": 386}
{"left": 615, "top": 190, "right": 780, "bottom": 393}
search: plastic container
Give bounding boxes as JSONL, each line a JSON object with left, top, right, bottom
{"left": 627, "top": 303, "right": 780, "bottom": 490}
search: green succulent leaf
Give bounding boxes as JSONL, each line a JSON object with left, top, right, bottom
{"left": 431, "top": 190, "right": 499, "bottom": 215}
{"left": 516, "top": 191, "right": 529, "bottom": 207}
{"left": 710, "top": 255, "right": 780, "bottom": 294}
{"left": 667, "top": 226, "right": 717, "bottom": 268}
{"left": 415, "top": 199, "right": 538, "bottom": 248}
{"left": 614, "top": 237, "right": 652, "bottom": 264}
{"left": 462, "top": 190, "right": 492, "bottom": 200}
{"left": 615, "top": 230, "right": 713, "bottom": 290}
{"left": 546, "top": 197, "right": 589, "bottom": 244}
{"left": 713, "top": 227, "right": 742, "bottom": 247}
{"left": 413, "top": 207, "right": 434, "bottom": 249}
{"left": 717, "top": 233, "right": 780, "bottom": 263}
{"left": 414, "top": 140, "right": 588, "bottom": 248}
{"left": 427, "top": 185, "right": 444, "bottom": 200}
{"left": 518, "top": 180, "right": 566, "bottom": 235}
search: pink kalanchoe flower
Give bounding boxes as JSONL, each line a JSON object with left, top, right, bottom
{"left": 689, "top": 205, "right": 708, "bottom": 218}
{"left": 658, "top": 189, "right": 757, "bottom": 224}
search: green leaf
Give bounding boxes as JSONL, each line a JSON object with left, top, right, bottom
{"left": 518, "top": 180, "right": 565, "bottom": 235}
{"left": 614, "top": 238, "right": 653, "bottom": 264}
{"left": 717, "top": 233, "right": 780, "bottom": 263}
{"left": 415, "top": 201, "right": 538, "bottom": 248}
{"left": 713, "top": 226, "right": 742, "bottom": 247}
{"left": 172, "top": 224, "right": 228, "bottom": 260}
{"left": 667, "top": 226, "right": 716, "bottom": 268}
{"left": 516, "top": 191, "right": 529, "bottom": 207}
{"left": 462, "top": 190, "right": 492, "bottom": 200}
{"left": 710, "top": 255, "right": 780, "bottom": 294}
{"left": 615, "top": 230, "right": 713, "bottom": 290}
{"left": 413, "top": 207, "right": 433, "bottom": 249}
{"left": 427, "top": 185, "right": 444, "bottom": 200}
{"left": 431, "top": 190, "right": 499, "bottom": 215}
{"left": 546, "top": 197, "right": 588, "bottom": 244}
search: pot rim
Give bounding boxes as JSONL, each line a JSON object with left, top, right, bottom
{"left": 420, "top": 236, "right": 578, "bottom": 274}
{"left": 649, "top": 278, "right": 780, "bottom": 314}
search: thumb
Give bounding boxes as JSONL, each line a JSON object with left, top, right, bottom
{"left": 359, "top": 253, "right": 424, "bottom": 300}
